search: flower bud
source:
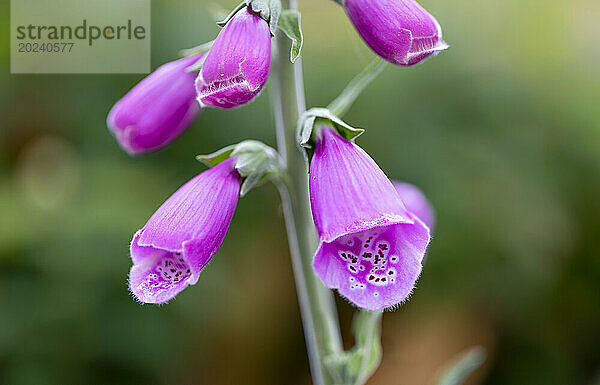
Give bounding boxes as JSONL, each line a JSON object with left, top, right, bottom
{"left": 107, "top": 54, "right": 203, "bottom": 155}
{"left": 196, "top": 7, "right": 272, "bottom": 109}
{"left": 344, "top": 0, "right": 448, "bottom": 66}
{"left": 393, "top": 181, "right": 435, "bottom": 231}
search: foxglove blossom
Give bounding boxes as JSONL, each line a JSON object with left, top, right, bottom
{"left": 393, "top": 181, "right": 435, "bottom": 231}
{"left": 344, "top": 0, "right": 448, "bottom": 66}
{"left": 129, "top": 158, "right": 241, "bottom": 303}
{"left": 196, "top": 7, "right": 271, "bottom": 109}
{"left": 107, "top": 54, "right": 203, "bottom": 155}
{"left": 310, "top": 126, "right": 430, "bottom": 310}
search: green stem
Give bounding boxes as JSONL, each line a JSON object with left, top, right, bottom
{"left": 270, "top": 1, "right": 343, "bottom": 384}
{"left": 328, "top": 57, "right": 387, "bottom": 117}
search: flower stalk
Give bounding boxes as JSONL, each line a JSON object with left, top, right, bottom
{"left": 269, "top": 0, "right": 344, "bottom": 383}
{"left": 328, "top": 57, "right": 387, "bottom": 117}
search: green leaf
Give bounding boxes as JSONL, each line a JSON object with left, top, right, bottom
{"left": 277, "top": 9, "right": 303, "bottom": 63}
{"left": 435, "top": 347, "right": 486, "bottom": 385}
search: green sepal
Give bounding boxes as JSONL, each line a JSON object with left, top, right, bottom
{"left": 277, "top": 9, "right": 303, "bottom": 62}
{"left": 216, "top": 1, "right": 247, "bottom": 27}
{"left": 297, "top": 107, "right": 364, "bottom": 166}
{"left": 217, "top": 0, "right": 282, "bottom": 36}
{"left": 435, "top": 346, "right": 486, "bottom": 385}
{"left": 196, "top": 146, "right": 235, "bottom": 168}
{"left": 196, "top": 140, "right": 284, "bottom": 197}
{"left": 249, "top": 0, "right": 282, "bottom": 35}
{"left": 325, "top": 310, "right": 383, "bottom": 385}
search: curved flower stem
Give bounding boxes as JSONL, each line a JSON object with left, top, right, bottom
{"left": 328, "top": 57, "right": 387, "bottom": 117}
{"left": 270, "top": 1, "right": 344, "bottom": 384}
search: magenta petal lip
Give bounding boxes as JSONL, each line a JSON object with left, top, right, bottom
{"left": 128, "top": 158, "right": 241, "bottom": 304}
{"left": 313, "top": 220, "right": 429, "bottom": 310}
{"left": 107, "top": 54, "right": 203, "bottom": 155}
{"left": 309, "top": 127, "right": 430, "bottom": 310}
{"left": 195, "top": 7, "right": 271, "bottom": 109}
{"left": 344, "top": 0, "right": 448, "bottom": 66}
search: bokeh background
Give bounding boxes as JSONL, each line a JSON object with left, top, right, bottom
{"left": 1, "top": 0, "right": 600, "bottom": 384}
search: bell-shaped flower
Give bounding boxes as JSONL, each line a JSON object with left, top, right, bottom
{"left": 309, "top": 126, "right": 430, "bottom": 310}
{"left": 344, "top": 0, "right": 448, "bottom": 66}
{"left": 129, "top": 157, "right": 241, "bottom": 303}
{"left": 393, "top": 181, "right": 435, "bottom": 231}
{"left": 107, "top": 54, "right": 203, "bottom": 155}
{"left": 195, "top": 7, "right": 271, "bottom": 109}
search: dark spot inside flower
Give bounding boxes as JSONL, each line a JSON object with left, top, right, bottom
{"left": 362, "top": 252, "right": 372, "bottom": 259}
{"left": 369, "top": 275, "right": 375, "bottom": 280}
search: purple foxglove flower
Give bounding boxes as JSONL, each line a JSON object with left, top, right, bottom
{"left": 129, "top": 158, "right": 240, "bottom": 303}
{"left": 310, "top": 127, "right": 430, "bottom": 311}
{"left": 393, "top": 181, "right": 435, "bottom": 231}
{"left": 344, "top": 0, "right": 448, "bottom": 66}
{"left": 196, "top": 7, "right": 271, "bottom": 109}
{"left": 107, "top": 54, "right": 203, "bottom": 155}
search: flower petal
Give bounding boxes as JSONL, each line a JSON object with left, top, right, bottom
{"left": 129, "top": 158, "right": 241, "bottom": 303}
{"left": 309, "top": 126, "right": 413, "bottom": 243}
{"left": 107, "top": 54, "right": 202, "bottom": 154}
{"left": 313, "top": 220, "right": 429, "bottom": 310}
{"left": 309, "top": 126, "right": 431, "bottom": 310}
{"left": 344, "top": 0, "right": 447, "bottom": 66}
{"left": 196, "top": 7, "right": 271, "bottom": 109}
{"left": 393, "top": 181, "right": 435, "bottom": 231}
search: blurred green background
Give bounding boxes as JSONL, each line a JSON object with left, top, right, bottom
{"left": 1, "top": 0, "right": 600, "bottom": 384}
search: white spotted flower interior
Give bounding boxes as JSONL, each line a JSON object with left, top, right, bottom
{"left": 309, "top": 126, "right": 431, "bottom": 310}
